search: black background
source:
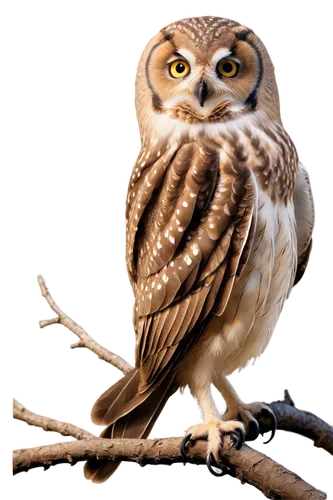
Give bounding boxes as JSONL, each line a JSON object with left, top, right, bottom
{"left": 7, "top": 6, "right": 326, "bottom": 498}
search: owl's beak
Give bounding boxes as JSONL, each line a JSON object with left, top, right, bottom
{"left": 196, "top": 79, "right": 209, "bottom": 107}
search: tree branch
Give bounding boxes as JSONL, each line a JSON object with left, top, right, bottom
{"left": 269, "top": 390, "right": 333, "bottom": 455}
{"left": 11, "top": 398, "right": 332, "bottom": 500}
{"left": 37, "top": 275, "right": 133, "bottom": 374}
{"left": 15, "top": 390, "right": 333, "bottom": 458}
{"left": 13, "top": 435, "right": 326, "bottom": 500}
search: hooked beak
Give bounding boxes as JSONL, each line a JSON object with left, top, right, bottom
{"left": 196, "top": 79, "right": 209, "bottom": 107}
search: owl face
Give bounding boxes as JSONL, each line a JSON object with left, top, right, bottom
{"left": 147, "top": 30, "right": 261, "bottom": 123}
{"left": 136, "top": 17, "right": 281, "bottom": 139}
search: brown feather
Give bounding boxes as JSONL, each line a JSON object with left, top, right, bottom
{"left": 91, "top": 369, "right": 139, "bottom": 426}
{"left": 84, "top": 374, "right": 177, "bottom": 483}
{"left": 130, "top": 144, "right": 257, "bottom": 394}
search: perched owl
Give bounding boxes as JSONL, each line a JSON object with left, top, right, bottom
{"left": 84, "top": 16, "right": 314, "bottom": 482}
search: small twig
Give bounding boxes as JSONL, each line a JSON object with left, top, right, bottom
{"left": 283, "top": 389, "right": 295, "bottom": 407}
{"left": 37, "top": 275, "right": 133, "bottom": 374}
{"left": 70, "top": 340, "right": 84, "bottom": 349}
{"left": 38, "top": 316, "right": 59, "bottom": 330}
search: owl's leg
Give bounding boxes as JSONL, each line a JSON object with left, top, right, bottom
{"left": 181, "top": 376, "right": 245, "bottom": 475}
{"left": 213, "top": 374, "right": 277, "bottom": 443}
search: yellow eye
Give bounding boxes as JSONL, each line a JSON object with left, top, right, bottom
{"left": 217, "top": 59, "right": 239, "bottom": 78}
{"left": 169, "top": 60, "right": 190, "bottom": 79}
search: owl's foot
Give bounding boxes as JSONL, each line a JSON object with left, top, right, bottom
{"left": 223, "top": 402, "right": 277, "bottom": 443}
{"left": 180, "top": 420, "right": 245, "bottom": 476}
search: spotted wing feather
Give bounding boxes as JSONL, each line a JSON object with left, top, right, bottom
{"left": 126, "top": 141, "right": 257, "bottom": 392}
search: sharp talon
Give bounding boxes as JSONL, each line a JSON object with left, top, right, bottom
{"left": 271, "top": 411, "right": 277, "bottom": 432}
{"left": 233, "top": 427, "right": 245, "bottom": 450}
{"left": 266, "top": 412, "right": 277, "bottom": 444}
{"left": 181, "top": 433, "right": 192, "bottom": 460}
{"left": 261, "top": 408, "right": 277, "bottom": 444}
{"left": 246, "top": 418, "right": 260, "bottom": 441}
{"left": 206, "top": 452, "right": 223, "bottom": 475}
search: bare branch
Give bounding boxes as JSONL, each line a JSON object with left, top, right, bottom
{"left": 13, "top": 400, "right": 96, "bottom": 441}
{"left": 269, "top": 390, "right": 333, "bottom": 455}
{"left": 37, "top": 275, "right": 133, "bottom": 374}
{"left": 13, "top": 436, "right": 326, "bottom": 500}
{"left": 11, "top": 398, "right": 331, "bottom": 500}
{"left": 221, "top": 439, "right": 327, "bottom": 500}
{"left": 15, "top": 387, "right": 332, "bottom": 458}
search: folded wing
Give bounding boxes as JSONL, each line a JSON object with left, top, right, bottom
{"left": 126, "top": 140, "right": 258, "bottom": 395}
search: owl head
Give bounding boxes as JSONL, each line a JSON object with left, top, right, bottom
{"left": 135, "top": 17, "right": 281, "bottom": 141}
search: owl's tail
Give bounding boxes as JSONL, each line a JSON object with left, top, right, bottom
{"left": 84, "top": 368, "right": 177, "bottom": 483}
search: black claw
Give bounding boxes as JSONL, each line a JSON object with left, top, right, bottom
{"left": 261, "top": 408, "right": 277, "bottom": 444}
{"left": 246, "top": 418, "right": 260, "bottom": 441}
{"left": 181, "top": 433, "right": 192, "bottom": 460}
{"left": 206, "top": 452, "right": 223, "bottom": 475}
{"left": 232, "top": 427, "right": 245, "bottom": 450}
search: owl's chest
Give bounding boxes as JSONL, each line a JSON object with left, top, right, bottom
{"left": 242, "top": 189, "right": 297, "bottom": 309}
{"left": 207, "top": 188, "right": 298, "bottom": 373}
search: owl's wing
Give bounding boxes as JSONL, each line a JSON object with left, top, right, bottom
{"left": 126, "top": 141, "right": 257, "bottom": 393}
{"left": 293, "top": 162, "right": 315, "bottom": 286}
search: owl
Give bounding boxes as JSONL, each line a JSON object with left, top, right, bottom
{"left": 84, "top": 16, "right": 314, "bottom": 481}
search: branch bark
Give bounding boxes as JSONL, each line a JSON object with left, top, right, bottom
{"left": 13, "top": 435, "right": 327, "bottom": 500}
{"left": 269, "top": 390, "right": 333, "bottom": 455}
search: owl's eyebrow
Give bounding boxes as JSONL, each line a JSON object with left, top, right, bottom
{"left": 211, "top": 48, "right": 232, "bottom": 66}
{"left": 173, "top": 52, "right": 184, "bottom": 58}
{"left": 172, "top": 48, "right": 195, "bottom": 65}
{"left": 167, "top": 52, "right": 189, "bottom": 64}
